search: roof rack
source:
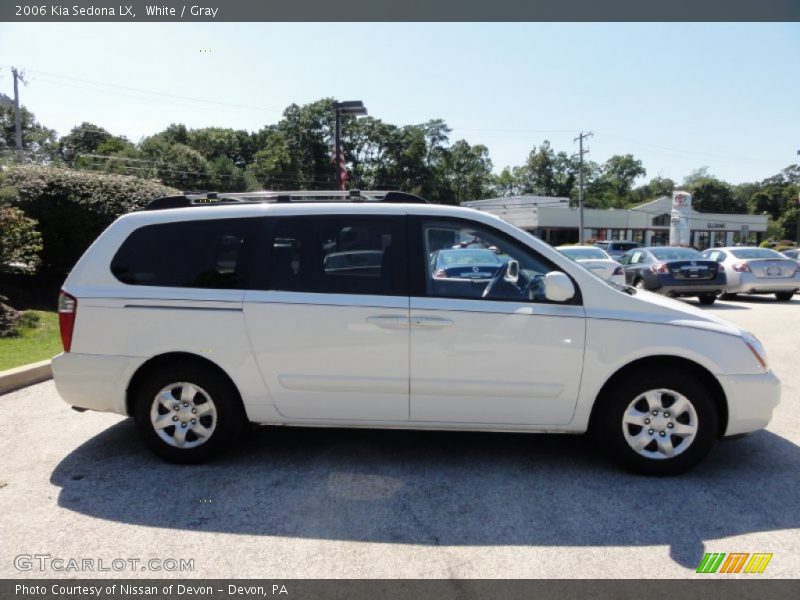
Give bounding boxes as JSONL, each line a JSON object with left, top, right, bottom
{"left": 144, "top": 190, "right": 428, "bottom": 211}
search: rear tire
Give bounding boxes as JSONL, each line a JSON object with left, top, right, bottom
{"left": 133, "top": 362, "right": 245, "bottom": 463}
{"left": 775, "top": 292, "right": 794, "bottom": 302}
{"left": 634, "top": 279, "right": 645, "bottom": 290}
{"left": 698, "top": 294, "right": 717, "bottom": 305}
{"left": 592, "top": 367, "right": 719, "bottom": 475}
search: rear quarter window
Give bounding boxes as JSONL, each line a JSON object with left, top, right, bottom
{"left": 110, "top": 218, "right": 260, "bottom": 289}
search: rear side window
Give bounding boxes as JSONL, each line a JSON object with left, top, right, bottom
{"left": 110, "top": 218, "right": 259, "bottom": 289}
{"left": 266, "top": 216, "right": 406, "bottom": 296}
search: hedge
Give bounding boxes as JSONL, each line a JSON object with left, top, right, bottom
{"left": 5, "top": 165, "right": 179, "bottom": 275}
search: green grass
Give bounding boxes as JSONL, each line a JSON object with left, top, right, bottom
{"left": 0, "top": 310, "right": 61, "bottom": 371}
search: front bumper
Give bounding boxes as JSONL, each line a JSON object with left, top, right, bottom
{"left": 51, "top": 352, "right": 144, "bottom": 415}
{"left": 718, "top": 370, "right": 780, "bottom": 436}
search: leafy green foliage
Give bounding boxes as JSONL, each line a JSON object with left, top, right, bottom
{"left": 5, "top": 165, "right": 179, "bottom": 274}
{"left": 0, "top": 206, "right": 42, "bottom": 274}
{"left": 0, "top": 106, "right": 58, "bottom": 162}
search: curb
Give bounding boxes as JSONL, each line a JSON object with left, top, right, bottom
{"left": 0, "top": 360, "right": 53, "bottom": 396}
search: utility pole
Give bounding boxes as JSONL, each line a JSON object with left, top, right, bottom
{"left": 11, "top": 67, "right": 26, "bottom": 157}
{"left": 574, "top": 131, "right": 593, "bottom": 244}
{"left": 796, "top": 150, "right": 799, "bottom": 244}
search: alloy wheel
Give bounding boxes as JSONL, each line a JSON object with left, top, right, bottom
{"left": 621, "top": 388, "right": 698, "bottom": 460}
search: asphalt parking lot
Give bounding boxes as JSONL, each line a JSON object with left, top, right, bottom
{"left": 1, "top": 295, "right": 798, "bottom": 579}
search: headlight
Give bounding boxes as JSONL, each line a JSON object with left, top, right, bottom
{"left": 742, "top": 331, "right": 768, "bottom": 370}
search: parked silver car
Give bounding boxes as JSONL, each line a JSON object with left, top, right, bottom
{"left": 700, "top": 247, "right": 800, "bottom": 301}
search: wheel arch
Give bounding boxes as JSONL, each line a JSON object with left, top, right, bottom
{"left": 125, "top": 352, "right": 247, "bottom": 419}
{"left": 588, "top": 355, "right": 728, "bottom": 438}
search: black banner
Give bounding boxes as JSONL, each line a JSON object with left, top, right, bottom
{"left": 3, "top": 580, "right": 800, "bottom": 600}
{"left": 2, "top": 0, "right": 800, "bottom": 22}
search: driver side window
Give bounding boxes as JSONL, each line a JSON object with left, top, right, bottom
{"left": 422, "top": 220, "right": 555, "bottom": 302}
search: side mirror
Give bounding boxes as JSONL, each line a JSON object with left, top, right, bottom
{"left": 544, "top": 271, "right": 575, "bottom": 303}
{"left": 504, "top": 259, "right": 520, "bottom": 284}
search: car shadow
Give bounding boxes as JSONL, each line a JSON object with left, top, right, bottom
{"left": 723, "top": 295, "right": 799, "bottom": 305}
{"left": 683, "top": 300, "right": 750, "bottom": 310}
{"left": 51, "top": 422, "right": 800, "bottom": 569}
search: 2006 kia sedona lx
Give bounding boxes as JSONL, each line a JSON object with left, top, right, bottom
{"left": 52, "top": 190, "right": 780, "bottom": 474}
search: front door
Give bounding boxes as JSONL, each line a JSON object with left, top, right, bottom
{"left": 244, "top": 214, "right": 410, "bottom": 422}
{"left": 409, "top": 217, "right": 586, "bottom": 426}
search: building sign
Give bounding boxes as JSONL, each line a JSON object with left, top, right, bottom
{"left": 706, "top": 222, "right": 726, "bottom": 229}
{"left": 673, "top": 193, "right": 691, "bottom": 209}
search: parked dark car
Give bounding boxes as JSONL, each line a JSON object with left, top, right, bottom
{"left": 430, "top": 248, "right": 505, "bottom": 280}
{"left": 594, "top": 240, "right": 641, "bottom": 259}
{"left": 618, "top": 246, "right": 726, "bottom": 305}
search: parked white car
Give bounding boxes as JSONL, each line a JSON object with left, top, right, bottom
{"left": 556, "top": 245, "right": 626, "bottom": 286}
{"left": 52, "top": 191, "right": 780, "bottom": 475}
{"left": 700, "top": 247, "right": 800, "bottom": 301}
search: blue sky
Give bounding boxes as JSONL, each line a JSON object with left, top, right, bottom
{"left": 0, "top": 22, "right": 798, "bottom": 184}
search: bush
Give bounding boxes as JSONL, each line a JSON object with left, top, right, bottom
{"left": 5, "top": 165, "right": 179, "bottom": 275}
{"left": 0, "top": 294, "right": 21, "bottom": 338}
{"left": 0, "top": 206, "right": 42, "bottom": 273}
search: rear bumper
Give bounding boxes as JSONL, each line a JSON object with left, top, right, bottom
{"left": 718, "top": 371, "right": 781, "bottom": 436}
{"left": 51, "top": 352, "right": 144, "bottom": 415}
{"left": 726, "top": 272, "right": 800, "bottom": 294}
{"left": 644, "top": 273, "right": 725, "bottom": 296}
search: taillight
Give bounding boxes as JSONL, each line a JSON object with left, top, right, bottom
{"left": 650, "top": 263, "right": 669, "bottom": 274}
{"left": 58, "top": 291, "right": 77, "bottom": 352}
{"left": 613, "top": 266, "right": 624, "bottom": 275}
{"left": 732, "top": 262, "right": 751, "bottom": 273}
{"left": 434, "top": 269, "right": 447, "bottom": 278}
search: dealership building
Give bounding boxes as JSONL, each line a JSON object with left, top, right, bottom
{"left": 461, "top": 192, "right": 769, "bottom": 249}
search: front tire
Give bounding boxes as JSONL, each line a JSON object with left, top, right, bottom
{"left": 698, "top": 294, "right": 717, "bottom": 305}
{"left": 775, "top": 291, "right": 794, "bottom": 302}
{"left": 593, "top": 367, "right": 719, "bottom": 475}
{"left": 133, "top": 362, "right": 245, "bottom": 463}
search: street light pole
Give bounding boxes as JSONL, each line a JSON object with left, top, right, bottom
{"left": 333, "top": 101, "right": 368, "bottom": 191}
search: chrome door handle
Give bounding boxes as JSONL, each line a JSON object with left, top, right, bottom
{"left": 411, "top": 317, "right": 454, "bottom": 329}
{"left": 366, "top": 316, "right": 409, "bottom": 330}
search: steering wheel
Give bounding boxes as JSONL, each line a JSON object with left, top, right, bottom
{"left": 482, "top": 262, "right": 524, "bottom": 299}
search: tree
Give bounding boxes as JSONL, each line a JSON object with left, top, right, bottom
{"left": 586, "top": 154, "right": 646, "bottom": 208}
{"left": 138, "top": 138, "right": 212, "bottom": 190}
{"left": 58, "top": 122, "right": 136, "bottom": 170}
{"left": 0, "top": 106, "right": 57, "bottom": 162}
{"left": 436, "top": 140, "right": 494, "bottom": 204}
{"left": 631, "top": 176, "right": 675, "bottom": 204}
{"left": 690, "top": 179, "right": 741, "bottom": 213}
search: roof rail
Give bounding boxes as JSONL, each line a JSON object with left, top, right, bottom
{"left": 144, "top": 190, "right": 428, "bottom": 211}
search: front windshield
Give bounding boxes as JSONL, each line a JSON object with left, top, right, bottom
{"left": 560, "top": 247, "right": 608, "bottom": 260}
{"left": 650, "top": 247, "right": 701, "bottom": 261}
{"left": 731, "top": 248, "right": 783, "bottom": 260}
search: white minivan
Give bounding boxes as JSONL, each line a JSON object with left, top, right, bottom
{"left": 52, "top": 191, "right": 780, "bottom": 474}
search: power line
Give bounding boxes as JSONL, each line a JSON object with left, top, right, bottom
{"left": 28, "top": 69, "right": 284, "bottom": 115}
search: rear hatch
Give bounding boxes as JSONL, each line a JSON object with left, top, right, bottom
{"left": 442, "top": 264, "right": 501, "bottom": 279}
{"left": 665, "top": 260, "right": 721, "bottom": 280}
{"left": 747, "top": 259, "right": 797, "bottom": 279}
{"left": 578, "top": 259, "right": 617, "bottom": 280}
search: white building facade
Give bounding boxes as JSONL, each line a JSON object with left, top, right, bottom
{"left": 461, "top": 192, "right": 769, "bottom": 249}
